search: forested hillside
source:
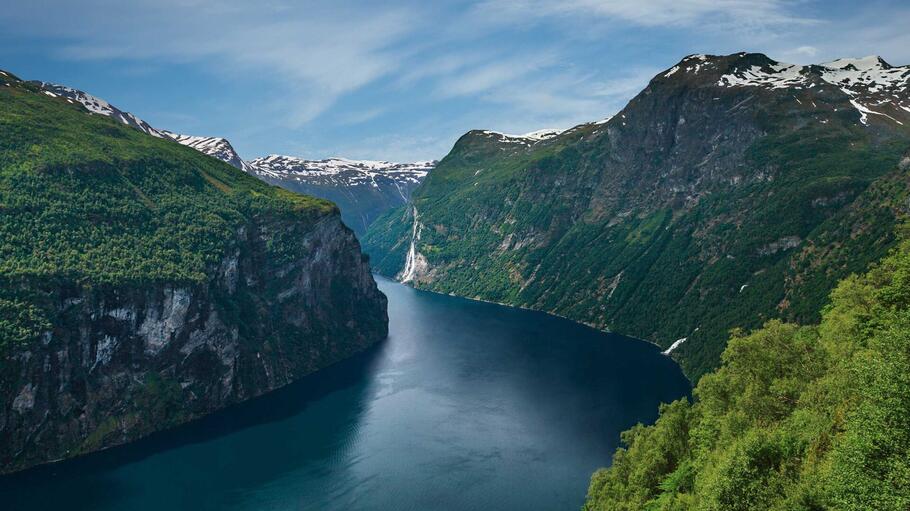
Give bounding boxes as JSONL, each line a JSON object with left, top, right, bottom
{"left": 584, "top": 235, "right": 910, "bottom": 510}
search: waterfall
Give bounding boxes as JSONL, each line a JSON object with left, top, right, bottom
{"left": 399, "top": 206, "right": 421, "bottom": 283}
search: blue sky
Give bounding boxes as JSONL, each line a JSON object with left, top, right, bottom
{"left": 2, "top": 1, "right": 909, "bottom": 161}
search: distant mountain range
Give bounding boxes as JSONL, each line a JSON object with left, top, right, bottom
{"left": 249, "top": 155, "right": 432, "bottom": 234}
{"left": 30, "top": 80, "right": 434, "bottom": 234}
{"left": 362, "top": 52, "right": 910, "bottom": 379}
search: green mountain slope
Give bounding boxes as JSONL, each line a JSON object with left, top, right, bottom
{"left": 583, "top": 236, "right": 910, "bottom": 510}
{"left": 363, "top": 53, "right": 910, "bottom": 379}
{"left": 0, "top": 71, "right": 333, "bottom": 293}
{"left": 0, "top": 70, "right": 387, "bottom": 473}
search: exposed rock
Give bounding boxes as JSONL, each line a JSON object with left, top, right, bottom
{"left": 758, "top": 235, "right": 803, "bottom": 256}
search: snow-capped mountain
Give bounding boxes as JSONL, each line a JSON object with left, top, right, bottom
{"left": 33, "top": 82, "right": 166, "bottom": 138}
{"left": 31, "top": 81, "right": 255, "bottom": 171}
{"left": 249, "top": 155, "right": 435, "bottom": 234}
{"left": 362, "top": 51, "right": 910, "bottom": 382}
{"left": 250, "top": 155, "right": 432, "bottom": 190}
{"left": 29, "top": 80, "right": 435, "bottom": 234}
{"left": 160, "top": 130, "right": 256, "bottom": 172}
{"left": 675, "top": 53, "right": 910, "bottom": 126}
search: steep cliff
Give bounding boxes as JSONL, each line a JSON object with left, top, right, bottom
{"left": 0, "top": 70, "right": 387, "bottom": 473}
{"left": 363, "top": 53, "right": 910, "bottom": 379}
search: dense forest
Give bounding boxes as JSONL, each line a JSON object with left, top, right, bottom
{"left": 584, "top": 234, "right": 910, "bottom": 510}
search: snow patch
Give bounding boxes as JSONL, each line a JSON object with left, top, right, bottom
{"left": 713, "top": 55, "right": 909, "bottom": 127}
{"left": 480, "top": 128, "right": 564, "bottom": 144}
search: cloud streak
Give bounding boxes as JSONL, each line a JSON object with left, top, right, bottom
{"left": 3, "top": 0, "right": 910, "bottom": 161}
{"left": 4, "top": 0, "right": 417, "bottom": 126}
{"left": 473, "top": 0, "right": 816, "bottom": 30}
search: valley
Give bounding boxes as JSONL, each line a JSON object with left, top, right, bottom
{"left": 2, "top": 26, "right": 910, "bottom": 510}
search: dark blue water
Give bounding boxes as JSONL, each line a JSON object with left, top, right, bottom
{"left": 0, "top": 277, "right": 689, "bottom": 511}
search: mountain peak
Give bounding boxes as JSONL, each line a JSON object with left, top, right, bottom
{"left": 652, "top": 52, "right": 910, "bottom": 127}
{"left": 820, "top": 55, "right": 892, "bottom": 71}
{"left": 160, "top": 130, "right": 253, "bottom": 172}
{"left": 661, "top": 52, "right": 902, "bottom": 83}
{"left": 32, "top": 81, "right": 167, "bottom": 138}
{"left": 662, "top": 52, "right": 776, "bottom": 79}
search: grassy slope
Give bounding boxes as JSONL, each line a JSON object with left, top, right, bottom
{"left": 0, "top": 71, "right": 335, "bottom": 352}
{"left": 583, "top": 236, "right": 910, "bottom": 511}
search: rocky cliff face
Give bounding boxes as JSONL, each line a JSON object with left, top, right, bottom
{"left": 0, "top": 204, "right": 386, "bottom": 475}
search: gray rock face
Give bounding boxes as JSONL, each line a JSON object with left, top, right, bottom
{"left": 0, "top": 214, "right": 387, "bottom": 474}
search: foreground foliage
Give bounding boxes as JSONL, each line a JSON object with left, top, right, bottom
{"left": 584, "top": 238, "right": 910, "bottom": 510}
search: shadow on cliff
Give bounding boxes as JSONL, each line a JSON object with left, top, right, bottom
{"left": 0, "top": 338, "right": 388, "bottom": 510}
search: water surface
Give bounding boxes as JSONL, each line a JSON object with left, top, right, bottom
{"left": 0, "top": 277, "right": 689, "bottom": 510}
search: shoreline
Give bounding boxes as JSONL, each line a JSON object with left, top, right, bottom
{"left": 371, "top": 272, "right": 693, "bottom": 384}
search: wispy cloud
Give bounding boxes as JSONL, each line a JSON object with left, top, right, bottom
{"left": 433, "top": 52, "right": 559, "bottom": 97}
{"left": 4, "top": 0, "right": 417, "bottom": 127}
{"left": 334, "top": 107, "right": 387, "bottom": 126}
{"left": 473, "top": 0, "right": 815, "bottom": 30}
{"left": 465, "top": 66, "right": 659, "bottom": 133}
{"left": 309, "top": 132, "right": 457, "bottom": 163}
{"left": 4, "top": 0, "right": 910, "bottom": 161}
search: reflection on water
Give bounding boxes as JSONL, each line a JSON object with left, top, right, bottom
{"left": 0, "top": 277, "right": 689, "bottom": 511}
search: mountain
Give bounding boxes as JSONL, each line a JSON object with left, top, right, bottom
{"left": 249, "top": 155, "right": 434, "bottom": 235}
{"left": 34, "top": 81, "right": 166, "bottom": 137}
{"left": 584, "top": 238, "right": 910, "bottom": 510}
{"left": 362, "top": 52, "right": 910, "bottom": 380}
{"left": 31, "top": 81, "right": 254, "bottom": 170}
{"left": 0, "top": 70, "right": 388, "bottom": 473}
{"left": 159, "top": 130, "right": 257, "bottom": 173}
{"left": 31, "top": 81, "right": 433, "bottom": 234}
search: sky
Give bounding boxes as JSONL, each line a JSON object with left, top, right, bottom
{"left": 2, "top": 1, "right": 910, "bottom": 162}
